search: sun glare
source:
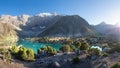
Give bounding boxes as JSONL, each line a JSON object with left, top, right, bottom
{"left": 117, "top": 23, "right": 120, "bottom": 27}
{"left": 118, "top": 23, "right": 120, "bottom": 26}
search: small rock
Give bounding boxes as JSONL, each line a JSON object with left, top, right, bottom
{"left": 53, "top": 61, "right": 61, "bottom": 68}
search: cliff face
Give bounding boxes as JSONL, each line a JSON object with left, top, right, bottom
{"left": 0, "top": 23, "right": 18, "bottom": 46}
{"left": 0, "top": 15, "right": 29, "bottom": 26}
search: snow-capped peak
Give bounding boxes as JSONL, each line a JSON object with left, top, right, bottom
{"left": 35, "top": 12, "right": 57, "bottom": 17}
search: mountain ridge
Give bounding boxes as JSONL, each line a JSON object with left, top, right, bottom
{"left": 0, "top": 13, "right": 119, "bottom": 38}
{"left": 38, "top": 15, "right": 96, "bottom": 37}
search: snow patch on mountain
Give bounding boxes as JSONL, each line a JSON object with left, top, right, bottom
{"left": 35, "top": 12, "right": 58, "bottom": 17}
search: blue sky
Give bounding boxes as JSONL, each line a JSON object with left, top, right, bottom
{"left": 0, "top": 0, "right": 120, "bottom": 25}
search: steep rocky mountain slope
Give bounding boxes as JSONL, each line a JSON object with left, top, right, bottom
{"left": 38, "top": 15, "right": 96, "bottom": 37}
{"left": 0, "top": 13, "right": 58, "bottom": 37}
{"left": 18, "top": 13, "right": 59, "bottom": 37}
{"left": 0, "top": 15, "right": 29, "bottom": 27}
{"left": 94, "top": 21, "right": 120, "bottom": 34}
{"left": 0, "top": 23, "right": 18, "bottom": 46}
{"left": 94, "top": 22, "right": 120, "bottom": 41}
{"left": 0, "top": 13, "right": 120, "bottom": 38}
{"left": 94, "top": 22, "right": 115, "bottom": 34}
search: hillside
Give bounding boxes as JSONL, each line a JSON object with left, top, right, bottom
{"left": 0, "top": 23, "right": 18, "bottom": 46}
{"left": 94, "top": 22, "right": 115, "bottom": 34}
{"left": 2, "top": 13, "right": 117, "bottom": 38}
{"left": 17, "top": 13, "right": 59, "bottom": 37}
{"left": 38, "top": 15, "right": 96, "bottom": 37}
{"left": 94, "top": 22, "right": 120, "bottom": 41}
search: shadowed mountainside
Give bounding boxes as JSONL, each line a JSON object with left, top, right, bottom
{"left": 38, "top": 15, "right": 96, "bottom": 37}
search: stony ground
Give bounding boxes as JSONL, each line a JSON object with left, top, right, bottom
{"left": 0, "top": 52, "right": 120, "bottom": 68}
{"left": 93, "top": 52, "right": 120, "bottom": 68}
{"left": 0, "top": 58, "right": 35, "bottom": 68}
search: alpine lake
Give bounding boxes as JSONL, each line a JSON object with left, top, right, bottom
{"left": 17, "top": 39, "right": 62, "bottom": 54}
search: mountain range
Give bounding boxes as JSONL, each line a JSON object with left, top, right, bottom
{"left": 0, "top": 13, "right": 119, "bottom": 38}
{"left": 94, "top": 21, "right": 120, "bottom": 35}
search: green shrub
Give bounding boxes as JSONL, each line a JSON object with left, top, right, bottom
{"left": 5, "top": 52, "right": 11, "bottom": 62}
{"left": 10, "top": 45, "right": 18, "bottom": 54}
{"left": 60, "top": 45, "right": 76, "bottom": 52}
{"left": 79, "top": 42, "right": 89, "bottom": 50}
{"left": 72, "top": 56, "right": 79, "bottom": 64}
{"left": 60, "top": 45, "right": 70, "bottom": 52}
{"left": 16, "top": 47, "right": 35, "bottom": 61}
{"left": 21, "top": 48, "right": 27, "bottom": 61}
{"left": 26, "top": 48, "right": 35, "bottom": 61}
{"left": 16, "top": 47, "right": 26, "bottom": 60}
{"left": 0, "top": 48, "right": 5, "bottom": 54}
{"left": 70, "top": 45, "right": 76, "bottom": 52}
{"left": 0, "top": 48, "right": 4, "bottom": 52}
{"left": 73, "top": 41, "right": 81, "bottom": 48}
{"left": 52, "top": 49, "right": 57, "bottom": 55}
{"left": 88, "top": 48, "right": 101, "bottom": 56}
{"left": 38, "top": 46, "right": 57, "bottom": 55}
{"left": 103, "top": 53, "right": 109, "bottom": 57}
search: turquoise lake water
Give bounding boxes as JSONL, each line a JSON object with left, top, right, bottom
{"left": 17, "top": 39, "right": 62, "bottom": 54}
